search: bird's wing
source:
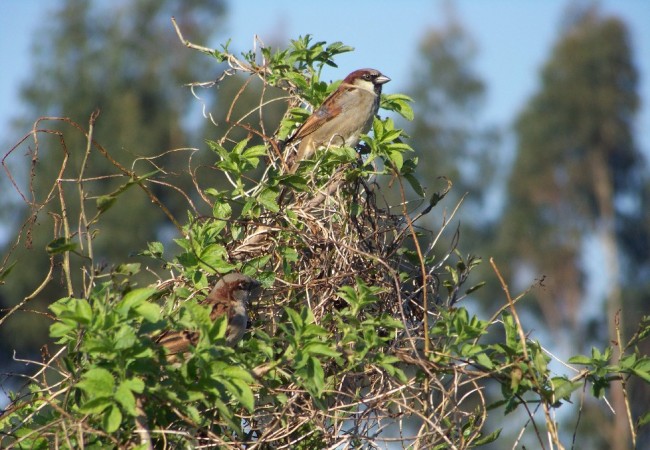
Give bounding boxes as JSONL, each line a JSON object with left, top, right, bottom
{"left": 156, "top": 329, "right": 198, "bottom": 356}
{"left": 211, "top": 299, "right": 232, "bottom": 321}
{"left": 287, "top": 83, "right": 358, "bottom": 142}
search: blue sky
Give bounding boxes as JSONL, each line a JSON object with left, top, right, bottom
{"left": 2, "top": 1, "right": 649, "bottom": 155}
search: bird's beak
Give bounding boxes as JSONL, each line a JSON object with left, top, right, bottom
{"left": 375, "top": 74, "right": 391, "bottom": 85}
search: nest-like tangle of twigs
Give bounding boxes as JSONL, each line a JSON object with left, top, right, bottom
{"left": 226, "top": 180, "right": 478, "bottom": 449}
{"left": 233, "top": 174, "right": 430, "bottom": 327}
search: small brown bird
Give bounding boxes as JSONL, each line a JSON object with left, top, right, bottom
{"left": 286, "top": 68, "right": 390, "bottom": 172}
{"left": 156, "top": 273, "right": 261, "bottom": 358}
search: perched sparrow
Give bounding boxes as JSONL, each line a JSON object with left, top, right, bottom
{"left": 156, "top": 273, "right": 261, "bottom": 358}
{"left": 286, "top": 68, "right": 390, "bottom": 172}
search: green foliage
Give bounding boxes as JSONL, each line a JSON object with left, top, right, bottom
{"left": 258, "top": 35, "right": 354, "bottom": 86}
{"left": 570, "top": 347, "right": 650, "bottom": 397}
{"left": 331, "top": 280, "right": 407, "bottom": 382}
{"left": 23, "top": 264, "right": 258, "bottom": 443}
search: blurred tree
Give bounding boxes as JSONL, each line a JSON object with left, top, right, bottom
{"left": 496, "top": 5, "right": 645, "bottom": 449}
{"left": 406, "top": 12, "right": 500, "bottom": 246}
{"left": 0, "top": 0, "right": 226, "bottom": 359}
{"left": 621, "top": 179, "right": 650, "bottom": 448}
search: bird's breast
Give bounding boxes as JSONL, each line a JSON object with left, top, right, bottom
{"left": 226, "top": 302, "right": 247, "bottom": 345}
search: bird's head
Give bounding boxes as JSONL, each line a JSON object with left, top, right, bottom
{"left": 343, "top": 68, "right": 391, "bottom": 95}
{"left": 217, "top": 272, "right": 262, "bottom": 303}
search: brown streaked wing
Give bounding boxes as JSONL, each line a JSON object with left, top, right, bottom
{"left": 210, "top": 299, "right": 232, "bottom": 321}
{"left": 289, "top": 84, "right": 356, "bottom": 141}
{"left": 156, "top": 329, "right": 198, "bottom": 356}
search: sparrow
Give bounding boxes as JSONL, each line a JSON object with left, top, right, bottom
{"left": 156, "top": 272, "right": 261, "bottom": 358}
{"left": 286, "top": 68, "right": 390, "bottom": 172}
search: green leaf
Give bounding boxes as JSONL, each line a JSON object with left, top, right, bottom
{"left": 551, "top": 377, "right": 581, "bottom": 402}
{"left": 77, "top": 368, "right": 115, "bottom": 397}
{"left": 0, "top": 260, "right": 17, "bottom": 282}
{"left": 303, "top": 343, "right": 340, "bottom": 358}
{"left": 207, "top": 314, "right": 229, "bottom": 343}
{"left": 465, "top": 281, "right": 486, "bottom": 295}
{"left": 115, "top": 263, "right": 141, "bottom": 275}
{"left": 568, "top": 355, "right": 593, "bottom": 365}
{"left": 242, "top": 144, "right": 267, "bottom": 159}
{"left": 114, "top": 383, "right": 137, "bottom": 416}
{"left": 213, "top": 201, "right": 232, "bottom": 220}
{"left": 96, "top": 195, "right": 117, "bottom": 213}
{"left": 280, "top": 246, "right": 299, "bottom": 263}
{"left": 103, "top": 405, "right": 122, "bottom": 433}
{"left": 112, "top": 326, "right": 137, "bottom": 350}
{"left": 388, "top": 150, "right": 403, "bottom": 171}
{"left": 49, "top": 321, "right": 76, "bottom": 341}
{"left": 280, "top": 174, "right": 308, "bottom": 191}
{"left": 134, "top": 302, "right": 161, "bottom": 323}
{"left": 116, "top": 287, "right": 158, "bottom": 316}
{"left": 232, "top": 138, "right": 249, "bottom": 155}
{"left": 639, "top": 411, "right": 650, "bottom": 427}
{"left": 229, "top": 378, "right": 255, "bottom": 412}
{"left": 381, "top": 93, "right": 414, "bottom": 120}
{"left": 472, "top": 428, "right": 501, "bottom": 446}
{"left": 46, "top": 237, "right": 77, "bottom": 255}
{"left": 307, "top": 356, "right": 325, "bottom": 397}
{"left": 404, "top": 173, "right": 425, "bottom": 197}
{"left": 285, "top": 307, "right": 304, "bottom": 332}
{"left": 79, "top": 396, "right": 113, "bottom": 414}
{"left": 632, "top": 356, "right": 650, "bottom": 372}
{"left": 510, "top": 366, "right": 523, "bottom": 391}
{"left": 123, "top": 377, "right": 145, "bottom": 394}
{"left": 222, "top": 365, "right": 255, "bottom": 384}
{"left": 49, "top": 297, "right": 93, "bottom": 327}
{"left": 377, "top": 356, "right": 408, "bottom": 383}
{"left": 474, "top": 352, "right": 494, "bottom": 370}
{"left": 72, "top": 298, "right": 93, "bottom": 324}
{"left": 207, "top": 140, "right": 228, "bottom": 158}
{"left": 144, "top": 241, "right": 164, "bottom": 258}
{"left": 199, "top": 243, "right": 234, "bottom": 272}
{"left": 630, "top": 367, "right": 650, "bottom": 383}
{"left": 532, "top": 345, "right": 550, "bottom": 374}
{"left": 257, "top": 188, "right": 280, "bottom": 212}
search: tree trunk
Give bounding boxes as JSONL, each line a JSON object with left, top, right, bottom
{"left": 591, "top": 151, "right": 629, "bottom": 450}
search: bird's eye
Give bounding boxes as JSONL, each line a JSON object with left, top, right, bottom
{"left": 363, "top": 74, "right": 371, "bottom": 80}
